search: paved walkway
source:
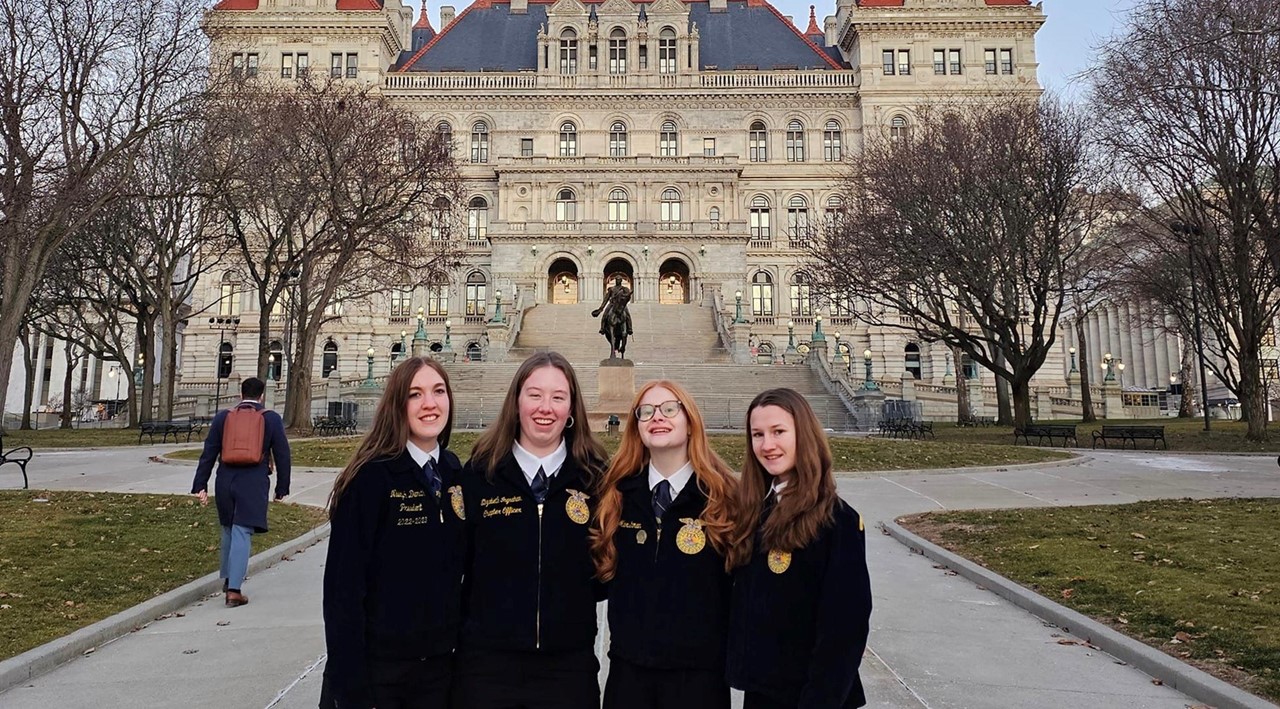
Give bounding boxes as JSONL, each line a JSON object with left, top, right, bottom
{"left": 1, "top": 445, "right": 1278, "bottom": 708}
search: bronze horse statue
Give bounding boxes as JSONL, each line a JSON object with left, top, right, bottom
{"left": 592, "top": 275, "right": 632, "bottom": 359}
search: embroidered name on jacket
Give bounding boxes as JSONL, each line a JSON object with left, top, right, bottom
{"left": 481, "top": 495, "right": 524, "bottom": 518}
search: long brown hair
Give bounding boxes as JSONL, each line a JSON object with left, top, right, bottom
{"left": 591, "top": 380, "right": 738, "bottom": 580}
{"left": 327, "top": 357, "right": 454, "bottom": 515}
{"left": 725, "top": 387, "right": 836, "bottom": 569}
{"left": 468, "top": 351, "right": 606, "bottom": 482}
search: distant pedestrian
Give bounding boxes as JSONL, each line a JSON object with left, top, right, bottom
{"left": 190, "top": 377, "right": 291, "bottom": 608}
{"left": 319, "top": 357, "right": 464, "bottom": 709}
{"left": 725, "top": 388, "right": 872, "bottom": 709}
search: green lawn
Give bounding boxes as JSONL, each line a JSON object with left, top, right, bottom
{"left": 0, "top": 490, "right": 328, "bottom": 660}
{"left": 930, "top": 417, "right": 1280, "bottom": 452}
{"left": 167, "top": 431, "right": 1069, "bottom": 471}
{"left": 900, "top": 499, "right": 1280, "bottom": 702}
{"left": 1, "top": 428, "right": 169, "bottom": 448}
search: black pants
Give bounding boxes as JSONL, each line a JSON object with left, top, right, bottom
{"left": 451, "top": 649, "right": 599, "bottom": 709}
{"left": 742, "top": 692, "right": 793, "bottom": 709}
{"left": 318, "top": 655, "right": 451, "bottom": 709}
{"left": 602, "top": 655, "right": 729, "bottom": 709}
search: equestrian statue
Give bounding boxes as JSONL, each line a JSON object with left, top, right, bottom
{"left": 592, "top": 275, "right": 633, "bottom": 359}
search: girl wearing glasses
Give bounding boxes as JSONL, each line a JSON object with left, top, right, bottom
{"left": 725, "top": 388, "right": 872, "bottom": 709}
{"left": 452, "top": 352, "right": 608, "bottom": 709}
{"left": 591, "top": 379, "right": 738, "bottom": 709}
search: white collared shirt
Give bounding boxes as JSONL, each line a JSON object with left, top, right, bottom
{"left": 648, "top": 460, "right": 694, "bottom": 499}
{"left": 406, "top": 441, "right": 439, "bottom": 469}
{"left": 512, "top": 439, "right": 567, "bottom": 485}
{"left": 768, "top": 479, "right": 789, "bottom": 500}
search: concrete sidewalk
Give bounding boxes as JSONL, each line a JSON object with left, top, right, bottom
{"left": 2, "top": 446, "right": 1277, "bottom": 708}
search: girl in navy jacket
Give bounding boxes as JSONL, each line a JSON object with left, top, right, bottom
{"left": 452, "top": 352, "right": 608, "bottom": 709}
{"left": 591, "top": 379, "right": 738, "bottom": 709}
{"left": 320, "top": 357, "right": 464, "bottom": 709}
{"left": 725, "top": 388, "right": 873, "bottom": 709}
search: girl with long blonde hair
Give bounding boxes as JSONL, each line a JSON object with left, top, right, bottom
{"left": 590, "top": 379, "right": 738, "bottom": 709}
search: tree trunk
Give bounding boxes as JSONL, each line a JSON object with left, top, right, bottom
{"left": 1239, "top": 350, "right": 1268, "bottom": 442}
{"left": 1178, "top": 343, "right": 1195, "bottom": 417}
{"left": 995, "top": 370, "right": 1013, "bottom": 425}
{"left": 60, "top": 340, "right": 76, "bottom": 429}
{"left": 951, "top": 345, "right": 971, "bottom": 424}
{"left": 1075, "top": 319, "right": 1096, "bottom": 423}
{"left": 157, "top": 300, "right": 179, "bottom": 421}
{"left": 18, "top": 327, "right": 36, "bottom": 430}
{"left": 283, "top": 324, "right": 320, "bottom": 430}
{"left": 1012, "top": 378, "right": 1033, "bottom": 430}
{"left": 0, "top": 264, "right": 40, "bottom": 426}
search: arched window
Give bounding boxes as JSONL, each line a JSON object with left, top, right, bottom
{"left": 322, "top": 340, "right": 338, "bottom": 378}
{"left": 608, "top": 188, "right": 629, "bottom": 227}
{"left": 466, "top": 341, "right": 483, "bottom": 362}
{"left": 556, "top": 187, "right": 577, "bottom": 221}
{"left": 749, "top": 121, "right": 768, "bottom": 162}
{"left": 218, "top": 272, "right": 240, "bottom": 316}
{"left": 468, "top": 196, "right": 488, "bottom": 240}
{"left": 659, "top": 120, "right": 678, "bottom": 157}
{"left": 660, "top": 187, "right": 681, "bottom": 223}
{"left": 751, "top": 271, "right": 774, "bottom": 316}
{"left": 786, "top": 119, "right": 805, "bottom": 162}
{"left": 465, "top": 272, "right": 487, "bottom": 317}
{"left": 709, "top": 206, "right": 720, "bottom": 223}
{"left": 559, "top": 122, "right": 577, "bottom": 157}
{"left": 609, "top": 28, "right": 627, "bottom": 74}
{"left": 890, "top": 116, "right": 910, "bottom": 143}
{"left": 609, "top": 121, "right": 628, "bottom": 157}
{"left": 905, "top": 343, "right": 922, "bottom": 379}
{"left": 824, "top": 195, "right": 845, "bottom": 231}
{"left": 267, "top": 340, "right": 283, "bottom": 380}
{"left": 787, "top": 195, "right": 810, "bottom": 244}
{"left": 749, "top": 195, "right": 771, "bottom": 240}
{"left": 658, "top": 28, "right": 677, "bottom": 73}
{"left": 217, "top": 341, "right": 234, "bottom": 379}
{"left": 560, "top": 28, "right": 578, "bottom": 74}
{"left": 429, "top": 196, "right": 451, "bottom": 240}
{"left": 789, "top": 272, "right": 812, "bottom": 316}
{"left": 390, "top": 341, "right": 404, "bottom": 363}
{"left": 823, "top": 120, "right": 842, "bottom": 162}
{"left": 390, "top": 286, "right": 413, "bottom": 317}
{"left": 436, "top": 122, "right": 453, "bottom": 156}
{"left": 470, "top": 121, "right": 489, "bottom": 163}
{"left": 427, "top": 277, "right": 448, "bottom": 317}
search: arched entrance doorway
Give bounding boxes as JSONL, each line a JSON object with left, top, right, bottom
{"left": 548, "top": 257, "right": 580, "bottom": 304}
{"left": 658, "top": 257, "right": 691, "bottom": 304}
{"left": 603, "top": 257, "right": 634, "bottom": 300}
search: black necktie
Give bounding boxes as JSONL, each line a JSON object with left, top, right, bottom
{"left": 423, "top": 458, "right": 441, "bottom": 500}
{"left": 531, "top": 466, "right": 549, "bottom": 503}
{"left": 653, "top": 479, "right": 673, "bottom": 521}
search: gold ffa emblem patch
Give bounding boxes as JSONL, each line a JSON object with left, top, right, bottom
{"left": 676, "top": 518, "right": 707, "bottom": 555}
{"left": 767, "top": 550, "right": 792, "bottom": 574}
{"left": 636, "top": 529, "right": 648, "bottom": 545}
{"left": 565, "top": 489, "right": 590, "bottom": 525}
{"left": 448, "top": 486, "right": 465, "bottom": 520}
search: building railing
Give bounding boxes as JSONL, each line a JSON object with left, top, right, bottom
{"left": 497, "top": 154, "right": 736, "bottom": 168}
{"left": 385, "top": 70, "right": 857, "bottom": 93}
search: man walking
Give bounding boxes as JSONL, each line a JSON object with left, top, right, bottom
{"left": 191, "top": 377, "right": 291, "bottom": 607}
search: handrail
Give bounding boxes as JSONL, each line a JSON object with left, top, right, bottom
{"left": 808, "top": 348, "right": 864, "bottom": 429}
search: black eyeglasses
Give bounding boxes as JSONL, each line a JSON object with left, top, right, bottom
{"left": 635, "top": 400, "right": 682, "bottom": 422}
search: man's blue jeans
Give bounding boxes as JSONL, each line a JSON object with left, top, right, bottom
{"left": 220, "top": 524, "right": 253, "bottom": 591}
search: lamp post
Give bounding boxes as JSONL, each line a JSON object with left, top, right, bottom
{"left": 734, "top": 290, "right": 745, "bottom": 323}
{"left": 812, "top": 313, "right": 826, "bottom": 342}
{"left": 1101, "top": 352, "right": 1115, "bottom": 382}
{"left": 833, "top": 331, "right": 842, "bottom": 364}
{"left": 398, "top": 330, "right": 408, "bottom": 362}
{"left": 210, "top": 316, "right": 241, "bottom": 412}
{"left": 415, "top": 306, "right": 428, "bottom": 341}
{"left": 786, "top": 320, "right": 796, "bottom": 351}
{"left": 944, "top": 351, "right": 953, "bottom": 378}
{"left": 1116, "top": 359, "right": 1126, "bottom": 389}
{"left": 444, "top": 319, "right": 453, "bottom": 352}
{"left": 108, "top": 366, "right": 121, "bottom": 418}
{"left": 1171, "top": 220, "right": 1212, "bottom": 431}
{"left": 862, "top": 348, "right": 878, "bottom": 390}
{"left": 490, "top": 290, "right": 504, "bottom": 324}
{"left": 268, "top": 354, "right": 277, "bottom": 382}
{"left": 363, "top": 346, "right": 376, "bottom": 388}
{"left": 1068, "top": 346, "right": 1078, "bottom": 373}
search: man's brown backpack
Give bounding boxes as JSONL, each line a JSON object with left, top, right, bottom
{"left": 221, "top": 402, "right": 265, "bottom": 466}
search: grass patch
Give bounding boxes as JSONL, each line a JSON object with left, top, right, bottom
{"left": 1, "top": 428, "right": 169, "bottom": 448}
{"left": 930, "top": 418, "right": 1280, "bottom": 452}
{"left": 900, "top": 499, "right": 1280, "bottom": 702}
{"left": 167, "top": 432, "right": 1067, "bottom": 471}
{"left": 0, "top": 490, "right": 327, "bottom": 661}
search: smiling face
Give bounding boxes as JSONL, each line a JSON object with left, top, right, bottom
{"left": 406, "top": 364, "right": 450, "bottom": 451}
{"left": 749, "top": 404, "right": 797, "bottom": 482}
{"left": 517, "top": 365, "right": 572, "bottom": 457}
{"left": 636, "top": 386, "right": 688, "bottom": 456}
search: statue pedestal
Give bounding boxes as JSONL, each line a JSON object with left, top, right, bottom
{"left": 591, "top": 359, "right": 635, "bottom": 432}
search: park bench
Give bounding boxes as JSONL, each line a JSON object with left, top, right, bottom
{"left": 0, "top": 433, "right": 32, "bottom": 489}
{"left": 877, "top": 418, "right": 935, "bottom": 440}
{"left": 1013, "top": 424, "right": 1078, "bottom": 447}
{"left": 1092, "top": 424, "right": 1167, "bottom": 449}
{"left": 957, "top": 415, "right": 996, "bottom": 428}
{"left": 138, "top": 419, "right": 205, "bottom": 444}
{"left": 311, "top": 416, "right": 357, "bottom": 437}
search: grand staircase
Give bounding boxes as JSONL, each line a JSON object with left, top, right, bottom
{"left": 443, "top": 303, "right": 858, "bottom": 431}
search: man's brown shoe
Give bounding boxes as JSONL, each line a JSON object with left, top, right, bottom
{"left": 225, "top": 590, "right": 249, "bottom": 607}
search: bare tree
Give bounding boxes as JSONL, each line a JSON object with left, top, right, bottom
{"left": 807, "top": 97, "right": 1105, "bottom": 429}
{"left": 0, "top": 0, "right": 208, "bottom": 426}
{"left": 1092, "top": 0, "right": 1280, "bottom": 440}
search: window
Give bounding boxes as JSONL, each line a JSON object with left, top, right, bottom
{"left": 790, "top": 273, "right": 812, "bottom": 316}
{"left": 390, "top": 287, "right": 413, "bottom": 318}
{"left": 556, "top": 188, "right": 577, "bottom": 221}
{"left": 905, "top": 343, "right": 922, "bottom": 380}
{"left": 330, "top": 53, "right": 342, "bottom": 78}
{"left": 437, "top": 122, "right": 453, "bottom": 155}
{"left": 609, "top": 29, "right": 627, "bottom": 74}
{"left": 823, "top": 120, "right": 842, "bottom": 162}
{"left": 295, "top": 52, "right": 309, "bottom": 77}
{"left": 608, "top": 188, "right": 629, "bottom": 226}
{"left": 984, "top": 48, "right": 997, "bottom": 75}
{"left": 520, "top": 137, "right": 534, "bottom": 156}
{"left": 609, "top": 122, "right": 628, "bottom": 157}
{"left": 949, "top": 49, "right": 962, "bottom": 75}
{"left": 660, "top": 188, "right": 681, "bottom": 223}
{"left": 468, "top": 196, "right": 488, "bottom": 240}
{"left": 786, "top": 120, "right": 805, "bottom": 162}
{"left": 898, "top": 49, "right": 911, "bottom": 75}
{"left": 471, "top": 122, "right": 489, "bottom": 163}
{"left": 232, "top": 52, "right": 259, "bottom": 78}
{"left": 346, "top": 53, "right": 358, "bottom": 78}
{"left": 882, "top": 49, "right": 895, "bottom": 75}
{"left": 659, "top": 28, "right": 677, "bottom": 74}
{"left": 749, "top": 121, "right": 768, "bottom": 162}
{"left": 890, "top": 116, "right": 910, "bottom": 143}
{"left": 1000, "top": 48, "right": 1014, "bottom": 74}
{"left": 267, "top": 341, "right": 283, "bottom": 379}
{"left": 589, "top": 44, "right": 598, "bottom": 70}
{"left": 218, "top": 273, "right": 240, "bottom": 316}
{"left": 322, "top": 340, "right": 338, "bottom": 378}
{"left": 218, "top": 342, "right": 234, "bottom": 379}
{"left": 465, "top": 272, "right": 487, "bottom": 317}
{"left": 703, "top": 137, "right": 716, "bottom": 157}
{"left": 750, "top": 196, "right": 771, "bottom": 240}
{"left": 559, "top": 122, "right": 577, "bottom": 157}
{"left": 466, "top": 342, "right": 483, "bottom": 361}
{"left": 659, "top": 120, "right": 678, "bottom": 157}
{"left": 281, "top": 52, "right": 294, "bottom": 78}
{"left": 638, "top": 45, "right": 648, "bottom": 70}
{"left": 824, "top": 195, "right": 845, "bottom": 231}
{"left": 709, "top": 206, "right": 720, "bottom": 223}
{"left": 787, "top": 196, "right": 810, "bottom": 244}
{"left": 428, "top": 281, "right": 448, "bottom": 317}
{"left": 560, "top": 30, "right": 578, "bottom": 74}
{"left": 429, "top": 197, "right": 451, "bottom": 240}
{"left": 961, "top": 353, "right": 978, "bottom": 380}
{"left": 933, "top": 48, "right": 946, "bottom": 75}
{"left": 752, "top": 271, "right": 774, "bottom": 316}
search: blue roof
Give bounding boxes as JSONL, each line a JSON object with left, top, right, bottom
{"left": 397, "top": 0, "right": 846, "bottom": 72}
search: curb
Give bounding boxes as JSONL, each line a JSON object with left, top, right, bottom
{"left": 0, "top": 522, "right": 332, "bottom": 695}
{"left": 834, "top": 453, "right": 1086, "bottom": 478}
{"left": 882, "top": 520, "right": 1277, "bottom": 709}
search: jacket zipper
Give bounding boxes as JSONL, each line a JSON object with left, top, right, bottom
{"left": 536, "top": 501, "right": 544, "bottom": 649}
